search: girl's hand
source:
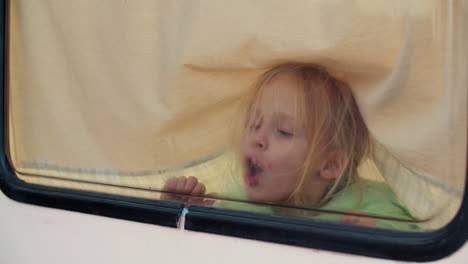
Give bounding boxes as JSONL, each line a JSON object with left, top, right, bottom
{"left": 340, "top": 211, "right": 376, "bottom": 227}
{"left": 160, "top": 176, "right": 217, "bottom": 206}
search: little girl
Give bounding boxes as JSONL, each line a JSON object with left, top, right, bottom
{"left": 161, "top": 63, "right": 417, "bottom": 230}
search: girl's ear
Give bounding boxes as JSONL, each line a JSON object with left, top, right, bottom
{"left": 318, "top": 149, "right": 345, "bottom": 180}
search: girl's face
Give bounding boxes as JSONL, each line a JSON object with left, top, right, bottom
{"left": 242, "top": 73, "right": 310, "bottom": 203}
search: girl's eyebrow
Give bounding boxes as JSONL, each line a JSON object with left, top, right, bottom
{"left": 275, "top": 112, "right": 296, "bottom": 122}
{"left": 275, "top": 112, "right": 305, "bottom": 133}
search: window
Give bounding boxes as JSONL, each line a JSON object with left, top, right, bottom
{"left": 1, "top": 1, "right": 467, "bottom": 261}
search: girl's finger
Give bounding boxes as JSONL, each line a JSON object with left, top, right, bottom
{"left": 175, "top": 176, "right": 187, "bottom": 193}
{"left": 340, "top": 216, "right": 376, "bottom": 227}
{"left": 184, "top": 176, "right": 198, "bottom": 193}
{"left": 162, "top": 177, "right": 178, "bottom": 192}
{"left": 191, "top": 182, "right": 206, "bottom": 196}
{"left": 187, "top": 197, "right": 204, "bottom": 204}
{"left": 175, "top": 194, "right": 190, "bottom": 202}
{"left": 202, "top": 199, "right": 216, "bottom": 206}
{"left": 187, "top": 197, "right": 215, "bottom": 206}
{"left": 205, "top": 192, "right": 219, "bottom": 198}
{"left": 340, "top": 211, "right": 376, "bottom": 227}
{"left": 160, "top": 177, "right": 179, "bottom": 201}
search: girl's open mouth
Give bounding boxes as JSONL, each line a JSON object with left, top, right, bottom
{"left": 245, "top": 157, "right": 263, "bottom": 185}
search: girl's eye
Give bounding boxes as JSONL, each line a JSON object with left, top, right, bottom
{"left": 249, "top": 123, "right": 260, "bottom": 130}
{"left": 277, "top": 129, "right": 293, "bottom": 137}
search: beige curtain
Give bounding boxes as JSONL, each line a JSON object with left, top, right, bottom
{"left": 8, "top": 0, "right": 467, "bottom": 229}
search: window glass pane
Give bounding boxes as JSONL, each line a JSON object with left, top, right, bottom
{"left": 8, "top": 0, "right": 467, "bottom": 231}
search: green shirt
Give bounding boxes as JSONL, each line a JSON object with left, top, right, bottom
{"left": 215, "top": 180, "right": 419, "bottom": 231}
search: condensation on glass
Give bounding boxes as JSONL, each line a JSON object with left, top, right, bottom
{"left": 7, "top": 0, "right": 467, "bottom": 231}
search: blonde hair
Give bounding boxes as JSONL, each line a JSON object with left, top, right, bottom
{"left": 242, "top": 63, "right": 370, "bottom": 208}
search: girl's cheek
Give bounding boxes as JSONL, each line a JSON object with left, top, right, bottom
{"left": 267, "top": 153, "right": 290, "bottom": 172}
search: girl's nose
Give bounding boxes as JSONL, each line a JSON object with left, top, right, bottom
{"left": 251, "top": 130, "right": 268, "bottom": 150}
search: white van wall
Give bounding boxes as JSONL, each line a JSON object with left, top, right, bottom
{"left": 0, "top": 191, "right": 467, "bottom": 264}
